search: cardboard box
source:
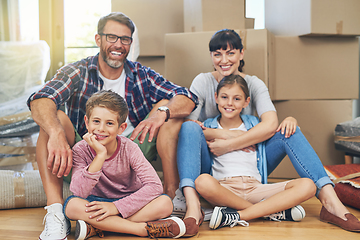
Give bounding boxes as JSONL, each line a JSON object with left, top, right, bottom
{"left": 269, "top": 100, "right": 353, "bottom": 179}
{"left": 184, "top": 0, "right": 246, "bottom": 32}
{"left": 245, "top": 18, "right": 255, "bottom": 29}
{"left": 111, "top": 0, "right": 184, "bottom": 56}
{"left": 137, "top": 56, "right": 165, "bottom": 76}
{"left": 265, "top": 0, "right": 360, "bottom": 36}
{"left": 165, "top": 29, "right": 274, "bottom": 89}
{"left": 165, "top": 30, "right": 359, "bottom": 100}
{"left": 271, "top": 36, "right": 359, "bottom": 100}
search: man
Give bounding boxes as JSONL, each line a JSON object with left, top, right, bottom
{"left": 27, "top": 12, "right": 197, "bottom": 240}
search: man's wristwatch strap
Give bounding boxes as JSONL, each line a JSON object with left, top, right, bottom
{"left": 157, "top": 106, "right": 170, "bottom": 122}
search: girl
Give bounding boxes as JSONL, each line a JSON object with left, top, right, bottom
{"left": 195, "top": 74, "right": 316, "bottom": 229}
{"left": 176, "top": 29, "right": 360, "bottom": 236}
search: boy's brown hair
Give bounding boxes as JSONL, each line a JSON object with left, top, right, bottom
{"left": 85, "top": 90, "right": 128, "bottom": 125}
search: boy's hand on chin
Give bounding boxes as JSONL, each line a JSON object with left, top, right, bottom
{"left": 83, "top": 132, "right": 107, "bottom": 156}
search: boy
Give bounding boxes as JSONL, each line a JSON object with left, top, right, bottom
{"left": 63, "top": 90, "right": 185, "bottom": 239}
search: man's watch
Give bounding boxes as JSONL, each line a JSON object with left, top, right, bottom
{"left": 157, "top": 106, "right": 170, "bottom": 122}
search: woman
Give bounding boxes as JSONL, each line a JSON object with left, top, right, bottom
{"left": 176, "top": 29, "right": 360, "bottom": 236}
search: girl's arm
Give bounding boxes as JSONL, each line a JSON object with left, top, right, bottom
{"left": 203, "top": 127, "right": 246, "bottom": 141}
{"left": 207, "top": 111, "right": 278, "bottom": 156}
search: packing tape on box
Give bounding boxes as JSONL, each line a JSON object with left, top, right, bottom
{"left": 0, "top": 154, "right": 36, "bottom": 167}
{"left": 0, "top": 145, "right": 36, "bottom": 155}
{"left": 0, "top": 170, "right": 72, "bottom": 209}
{"left": 13, "top": 171, "right": 25, "bottom": 208}
{"left": 336, "top": 21, "right": 343, "bottom": 34}
{"left": 334, "top": 135, "right": 360, "bottom": 143}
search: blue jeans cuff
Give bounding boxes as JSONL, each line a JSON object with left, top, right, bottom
{"left": 315, "top": 176, "right": 334, "bottom": 198}
{"left": 179, "top": 178, "right": 196, "bottom": 190}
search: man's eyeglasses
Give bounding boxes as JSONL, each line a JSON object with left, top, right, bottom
{"left": 99, "top": 33, "right": 133, "bottom": 45}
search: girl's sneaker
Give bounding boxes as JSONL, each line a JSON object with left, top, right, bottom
{"left": 209, "top": 207, "right": 249, "bottom": 230}
{"left": 264, "top": 205, "right": 306, "bottom": 222}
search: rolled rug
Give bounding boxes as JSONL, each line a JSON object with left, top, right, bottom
{"left": 0, "top": 170, "right": 72, "bottom": 209}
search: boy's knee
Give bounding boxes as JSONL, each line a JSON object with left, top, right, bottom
{"left": 64, "top": 197, "right": 84, "bottom": 219}
{"left": 157, "top": 195, "right": 173, "bottom": 217}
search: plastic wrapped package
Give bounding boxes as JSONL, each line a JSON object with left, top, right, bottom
{"left": 0, "top": 118, "right": 39, "bottom": 137}
{"left": 334, "top": 117, "right": 360, "bottom": 156}
{"left": 0, "top": 85, "right": 42, "bottom": 118}
{"left": 0, "top": 41, "right": 50, "bottom": 104}
{"left": 0, "top": 111, "right": 32, "bottom": 126}
{"left": 0, "top": 133, "right": 38, "bottom": 169}
{"left": 0, "top": 170, "right": 72, "bottom": 209}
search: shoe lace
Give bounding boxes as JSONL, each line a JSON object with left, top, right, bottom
{"left": 95, "top": 228, "right": 104, "bottom": 238}
{"left": 42, "top": 211, "right": 65, "bottom": 236}
{"left": 146, "top": 222, "right": 171, "bottom": 239}
{"left": 266, "top": 211, "right": 286, "bottom": 222}
{"left": 223, "top": 213, "right": 249, "bottom": 228}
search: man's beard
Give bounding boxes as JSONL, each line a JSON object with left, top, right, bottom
{"left": 101, "top": 50, "right": 124, "bottom": 69}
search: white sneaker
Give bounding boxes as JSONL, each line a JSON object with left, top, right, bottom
{"left": 171, "top": 189, "right": 187, "bottom": 218}
{"left": 39, "top": 203, "right": 71, "bottom": 240}
{"left": 264, "top": 205, "right": 306, "bottom": 222}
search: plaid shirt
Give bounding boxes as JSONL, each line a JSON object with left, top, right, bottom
{"left": 27, "top": 54, "right": 198, "bottom": 137}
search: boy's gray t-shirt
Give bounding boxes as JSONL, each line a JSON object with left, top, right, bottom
{"left": 187, "top": 72, "right": 276, "bottom": 122}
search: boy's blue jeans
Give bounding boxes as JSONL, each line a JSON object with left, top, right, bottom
{"left": 177, "top": 121, "right": 333, "bottom": 197}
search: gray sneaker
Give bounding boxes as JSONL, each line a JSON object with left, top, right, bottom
{"left": 209, "top": 206, "right": 249, "bottom": 230}
{"left": 171, "top": 189, "right": 186, "bottom": 218}
{"left": 264, "top": 205, "right": 306, "bottom": 222}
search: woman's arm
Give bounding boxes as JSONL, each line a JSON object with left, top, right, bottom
{"left": 207, "top": 111, "right": 278, "bottom": 156}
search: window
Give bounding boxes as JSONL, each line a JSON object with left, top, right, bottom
{"left": 19, "top": 0, "right": 39, "bottom": 41}
{"left": 64, "top": 0, "right": 111, "bottom": 64}
{"left": 245, "top": 0, "right": 264, "bottom": 29}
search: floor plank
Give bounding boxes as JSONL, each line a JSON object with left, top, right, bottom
{"left": 0, "top": 196, "right": 359, "bottom": 239}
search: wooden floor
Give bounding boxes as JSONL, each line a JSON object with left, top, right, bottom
{"left": 0, "top": 195, "right": 359, "bottom": 240}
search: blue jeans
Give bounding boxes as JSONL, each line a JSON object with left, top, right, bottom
{"left": 177, "top": 121, "right": 333, "bottom": 197}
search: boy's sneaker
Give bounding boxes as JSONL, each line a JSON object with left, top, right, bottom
{"left": 75, "top": 220, "right": 104, "bottom": 240}
{"left": 264, "top": 205, "right": 306, "bottom": 222}
{"left": 39, "top": 203, "right": 71, "bottom": 240}
{"left": 209, "top": 207, "right": 249, "bottom": 230}
{"left": 171, "top": 189, "right": 186, "bottom": 218}
{"left": 146, "top": 216, "right": 186, "bottom": 238}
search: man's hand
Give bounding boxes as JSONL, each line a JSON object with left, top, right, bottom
{"left": 129, "top": 110, "right": 166, "bottom": 144}
{"left": 86, "top": 201, "right": 120, "bottom": 221}
{"left": 47, "top": 133, "right": 72, "bottom": 178}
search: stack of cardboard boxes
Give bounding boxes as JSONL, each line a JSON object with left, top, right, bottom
{"left": 112, "top": 0, "right": 360, "bottom": 178}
